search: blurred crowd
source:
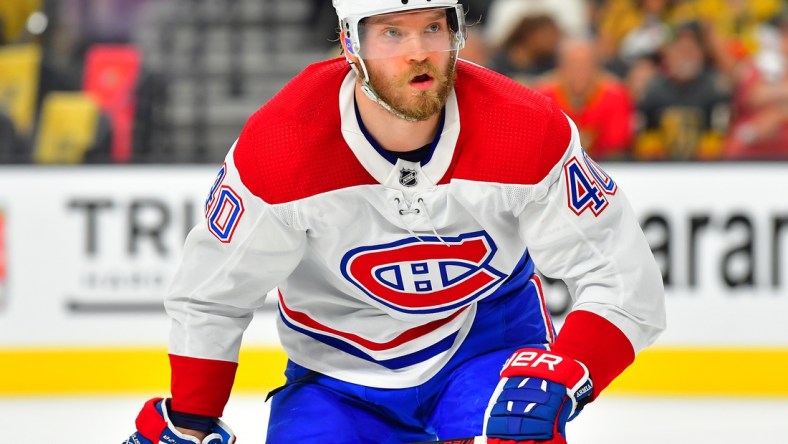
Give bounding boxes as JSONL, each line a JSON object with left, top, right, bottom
{"left": 0, "top": 0, "right": 787, "bottom": 164}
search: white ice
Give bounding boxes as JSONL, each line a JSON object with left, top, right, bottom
{"left": 1, "top": 395, "right": 786, "bottom": 443}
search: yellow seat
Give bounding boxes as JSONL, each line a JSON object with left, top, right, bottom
{"left": 0, "top": 0, "right": 42, "bottom": 43}
{"left": 34, "top": 92, "right": 100, "bottom": 164}
{"left": 0, "top": 43, "right": 41, "bottom": 137}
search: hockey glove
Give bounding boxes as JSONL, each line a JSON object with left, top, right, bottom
{"left": 484, "top": 348, "right": 593, "bottom": 444}
{"left": 124, "top": 398, "right": 235, "bottom": 444}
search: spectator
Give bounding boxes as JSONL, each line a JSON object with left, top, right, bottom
{"left": 724, "top": 10, "right": 788, "bottom": 159}
{"left": 486, "top": 0, "right": 589, "bottom": 47}
{"left": 485, "top": 0, "right": 589, "bottom": 78}
{"left": 625, "top": 55, "right": 660, "bottom": 102}
{"left": 536, "top": 38, "right": 635, "bottom": 160}
{"left": 597, "top": 0, "right": 656, "bottom": 64}
{"left": 619, "top": 0, "right": 672, "bottom": 64}
{"left": 636, "top": 21, "right": 731, "bottom": 160}
{"left": 690, "top": 0, "right": 782, "bottom": 58}
{"left": 489, "top": 14, "right": 562, "bottom": 86}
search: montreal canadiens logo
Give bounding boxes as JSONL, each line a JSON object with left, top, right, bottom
{"left": 340, "top": 231, "right": 506, "bottom": 314}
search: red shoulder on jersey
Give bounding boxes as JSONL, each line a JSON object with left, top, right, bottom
{"left": 233, "top": 58, "right": 377, "bottom": 205}
{"left": 444, "top": 61, "right": 572, "bottom": 185}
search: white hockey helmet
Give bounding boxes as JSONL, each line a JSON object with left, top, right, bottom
{"left": 332, "top": 0, "right": 466, "bottom": 121}
{"left": 333, "top": 0, "right": 461, "bottom": 20}
{"left": 333, "top": 0, "right": 466, "bottom": 60}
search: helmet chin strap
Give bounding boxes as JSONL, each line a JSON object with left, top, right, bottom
{"left": 360, "top": 80, "right": 420, "bottom": 123}
{"left": 346, "top": 52, "right": 459, "bottom": 123}
{"left": 350, "top": 56, "right": 420, "bottom": 122}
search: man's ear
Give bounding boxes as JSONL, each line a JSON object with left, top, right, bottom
{"left": 340, "top": 30, "right": 348, "bottom": 52}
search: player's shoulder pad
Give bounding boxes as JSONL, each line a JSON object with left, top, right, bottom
{"left": 449, "top": 61, "right": 571, "bottom": 185}
{"left": 233, "top": 58, "right": 376, "bottom": 205}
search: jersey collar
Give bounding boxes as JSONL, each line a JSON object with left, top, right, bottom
{"left": 353, "top": 95, "right": 446, "bottom": 167}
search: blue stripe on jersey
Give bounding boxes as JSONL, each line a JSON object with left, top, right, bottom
{"left": 354, "top": 95, "right": 445, "bottom": 166}
{"left": 278, "top": 305, "right": 459, "bottom": 370}
{"left": 280, "top": 250, "right": 545, "bottom": 371}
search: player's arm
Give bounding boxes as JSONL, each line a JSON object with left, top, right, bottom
{"left": 485, "top": 108, "right": 665, "bottom": 443}
{"left": 126, "top": 142, "right": 308, "bottom": 443}
{"left": 166, "top": 152, "right": 306, "bottom": 414}
{"left": 520, "top": 111, "right": 665, "bottom": 394}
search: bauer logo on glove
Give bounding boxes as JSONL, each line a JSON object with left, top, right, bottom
{"left": 485, "top": 348, "right": 593, "bottom": 443}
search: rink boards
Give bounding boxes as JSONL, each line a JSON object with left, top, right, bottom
{"left": 1, "top": 164, "right": 787, "bottom": 396}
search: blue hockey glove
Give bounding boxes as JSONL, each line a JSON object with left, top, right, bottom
{"left": 484, "top": 348, "right": 593, "bottom": 443}
{"left": 124, "top": 398, "right": 235, "bottom": 444}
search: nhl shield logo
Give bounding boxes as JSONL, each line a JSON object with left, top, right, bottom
{"left": 399, "top": 168, "right": 418, "bottom": 187}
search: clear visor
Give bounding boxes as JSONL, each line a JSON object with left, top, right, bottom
{"left": 347, "top": 7, "right": 465, "bottom": 60}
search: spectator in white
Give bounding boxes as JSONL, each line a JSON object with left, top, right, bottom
{"left": 618, "top": 0, "right": 672, "bottom": 66}
{"left": 485, "top": 0, "right": 590, "bottom": 49}
{"left": 616, "top": 0, "right": 673, "bottom": 104}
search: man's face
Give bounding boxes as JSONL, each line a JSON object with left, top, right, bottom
{"left": 558, "top": 41, "right": 598, "bottom": 95}
{"left": 356, "top": 8, "right": 457, "bottom": 121}
{"left": 665, "top": 33, "right": 704, "bottom": 82}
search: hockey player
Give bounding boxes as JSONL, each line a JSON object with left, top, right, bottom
{"left": 126, "top": 0, "right": 665, "bottom": 443}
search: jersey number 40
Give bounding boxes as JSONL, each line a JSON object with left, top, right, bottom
{"left": 564, "top": 153, "right": 617, "bottom": 217}
{"left": 205, "top": 163, "right": 245, "bottom": 243}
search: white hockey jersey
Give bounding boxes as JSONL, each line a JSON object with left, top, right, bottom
{"left": 164, "top": 59, "right": 665, "bottom": 418}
